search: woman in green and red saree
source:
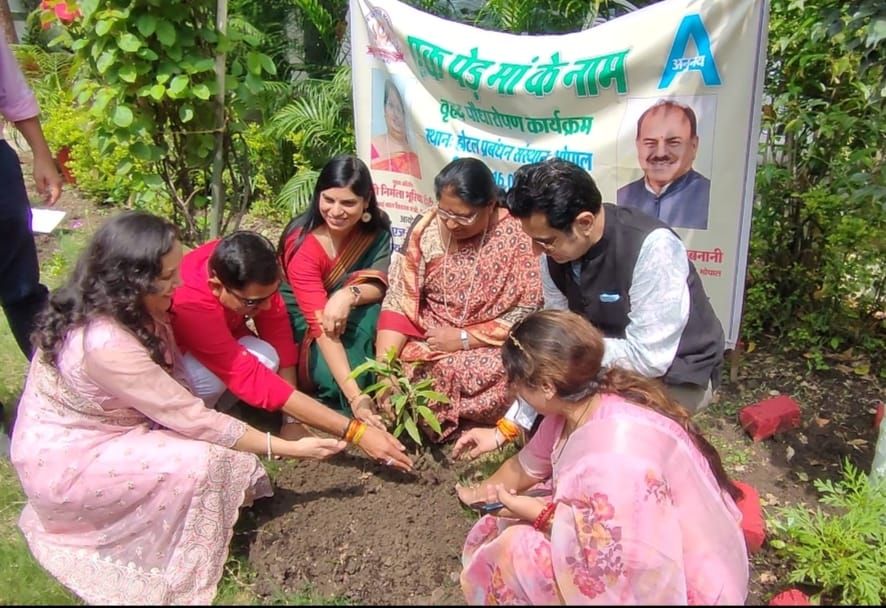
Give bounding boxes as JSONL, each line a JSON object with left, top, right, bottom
{"left": 278, "top": 156, "right": 391, "bottom": 429}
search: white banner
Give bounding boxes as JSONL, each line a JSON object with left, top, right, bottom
{"left": 350, "top": 0, "right": 769, "bottom": 348}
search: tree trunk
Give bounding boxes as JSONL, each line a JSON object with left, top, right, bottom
{"left": 0, "top": 0, "right": 19, "bottom": 44}
{"left": 209, "top": 0, "right": 228, "bottom": 239}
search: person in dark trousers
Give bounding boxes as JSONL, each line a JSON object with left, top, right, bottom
{"left": 1, "top": 36, "right": 64, "bottom": 454}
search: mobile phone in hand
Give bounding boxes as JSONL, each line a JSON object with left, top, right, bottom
{"left": 465, "top": 488, "right": 551, "bottom": 515}
{"left": 470, "top": 500, "right": 505, "bottom": 515}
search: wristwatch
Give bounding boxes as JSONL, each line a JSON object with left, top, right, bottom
{"left": 349, "top": 285, "right": 360, "bottom": 305}
{"left": 460, "top": 329, "right": 469, "bottom": 350}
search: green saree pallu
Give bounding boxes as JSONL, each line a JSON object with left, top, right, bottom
{"left": 281, "top": 228, "right": 391, "bottom": 413}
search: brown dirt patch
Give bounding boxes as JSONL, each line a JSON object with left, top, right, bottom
{"left": 711, "top": 345, "right": 882, "bottom": 604}
{"left": 244, "top": 446, "right": 475, "bottom": 605}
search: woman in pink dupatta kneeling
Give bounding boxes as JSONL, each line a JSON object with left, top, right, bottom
{"left": 11, "top": 212, "right": 344, "bottom": 605}
{"left": 376, "top": 158, "right": 542, "bottom": 441}
{"left": 457, "top": 310, "right": 748, "bottom": 605}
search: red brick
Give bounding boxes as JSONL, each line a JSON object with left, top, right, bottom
{"left": 739, "top": 395, "right": 802, "bottom": 442}
{"left": 769, "top": 589, "right": 811, "bottom": 605}
{"left": 733, "top": 480, "right": 766, "bottom": 554}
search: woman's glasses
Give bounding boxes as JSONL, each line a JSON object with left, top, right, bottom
{"left": 437, "top": 206, "right": 481, "bottom": 226}
{"left": 225, "top": 282, "right": 280, "bottom": 308}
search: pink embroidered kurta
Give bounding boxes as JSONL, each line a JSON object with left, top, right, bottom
{"left": 461, "top": 395, "right": 749, "bottom": 605}
{"left": 10, "top": 317, "right": 272, "bottom": 605}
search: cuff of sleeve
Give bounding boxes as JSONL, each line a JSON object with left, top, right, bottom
{"left": 264, "top": 380, "right": 296, "bottom": 411}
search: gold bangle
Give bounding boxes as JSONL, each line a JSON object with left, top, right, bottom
{"left": 343, "top": 419, "right": 358, "bottom": 442}
{"left": 351, "top": 422, "right": 368, "bottom": 445}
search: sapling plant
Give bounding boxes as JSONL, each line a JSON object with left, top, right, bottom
{"left": 349, "top": 348, "right": 446, "bottom": 446}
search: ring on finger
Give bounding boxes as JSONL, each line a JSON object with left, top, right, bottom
{"left": 385, "top": 457, "right": 394, "bottom": 466}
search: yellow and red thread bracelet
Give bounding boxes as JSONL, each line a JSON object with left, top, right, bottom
{"left": 496, "top": 418, "right": 521, "bottom": 444}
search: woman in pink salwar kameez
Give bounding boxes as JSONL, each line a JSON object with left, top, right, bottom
{"left": 10, "top": 212, "right": 344, "bottom": 605}
{"left": 457, "top": 310, "right": 748, "bottom": 605}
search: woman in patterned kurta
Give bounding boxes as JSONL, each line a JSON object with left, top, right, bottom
{"left": 377, "top": 158, "right": 542, "bottom": 441}
{"left": 10, "top": 212, "right": 344, "bottom": 605}
{"left": 457, "top": 310, "right": 748, "bottom": 604}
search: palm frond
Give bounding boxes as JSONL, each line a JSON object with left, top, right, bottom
{"left": 228, "top": 15, "right": 266, "bottom": 44}
{"left": 275, "top": 167, "right": 320, "bottom": 214}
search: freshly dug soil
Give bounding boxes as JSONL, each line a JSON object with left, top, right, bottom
{"left": 245, "top": 446, "right": 476, "bottom": 605}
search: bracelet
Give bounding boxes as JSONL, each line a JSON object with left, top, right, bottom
{"left": 460, "top": 329, "right": 470, "bottom": 351}
{"left": 266, "top": 431, "right": 272, "bottom": 460}
{"left": 348, "top": 393, "right": 370, "bottom": 406}
{"left": 341, "top": 418, "right": 358, "bottom": 440}
{"left": 351, "top": 422, "right": 368, "bottom": 445}
{"left": 532, "top": 502, "right": 556, "bottom": 531}
{"left": 344, "top": 419, "right": 367, "bottom": 444}
{"left": 496, "top": 418, "right": 521, "bottom": 442}
{"left": 493, "top": 428, "right": 503, "bottom": 450}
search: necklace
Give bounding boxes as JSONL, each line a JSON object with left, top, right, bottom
{"left": 552, "top": 396, "right": 596, "bottom": 462}
{"left": 439, "top": 218, "right": 490, "bottom": 327}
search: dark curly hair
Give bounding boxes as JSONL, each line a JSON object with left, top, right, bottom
{"left": 506, "top": 158, "right": 602, "bottom": 231}
{"left": 34, "top": 211, "right": 180, "bottom": 369}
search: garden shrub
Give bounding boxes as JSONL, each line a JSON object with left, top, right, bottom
{"left": 769, "top": 460, "right": 886, "bottom": 604}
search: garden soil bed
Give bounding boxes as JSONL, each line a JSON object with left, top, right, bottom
{"left": 23, "top": 173, "right": 885, "bottom": 606}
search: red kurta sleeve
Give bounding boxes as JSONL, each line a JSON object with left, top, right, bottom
{"left": 172, "top": 300, "right": 294, "bottom": 411}
{"left": 252, "top": 293, "right": 298, "bottom": 369}
{"left": 284, "top": 233, "right": 332, "bottom": 339}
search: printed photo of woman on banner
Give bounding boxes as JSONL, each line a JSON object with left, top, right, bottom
{"left": 370, "top": 75, "right": 423, "bottom": 179}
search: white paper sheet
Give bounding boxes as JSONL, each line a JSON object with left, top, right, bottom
{"left": 30, "top": 208, "right": 67, "bottom": 234}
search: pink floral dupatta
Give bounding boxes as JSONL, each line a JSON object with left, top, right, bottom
{"left": 461, "top": 395, "right": 749, "bottom": 605}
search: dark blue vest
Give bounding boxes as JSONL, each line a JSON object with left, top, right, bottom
{"left": 547, "top": 204, "right": 724, "bottom": 388}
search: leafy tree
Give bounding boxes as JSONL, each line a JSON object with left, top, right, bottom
{"left": 747, "top": 0, "right": 885, "bottom": 368}
{"left": 41, "top": 0, "right": 278, "bottom": 242}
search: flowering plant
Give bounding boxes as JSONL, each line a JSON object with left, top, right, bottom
{"left": 39, "top": 0, "right": 80, "bottom": 26}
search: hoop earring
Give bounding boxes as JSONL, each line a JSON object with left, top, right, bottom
{"left": 361, "top": 211, "right": 372, "bottom": 223}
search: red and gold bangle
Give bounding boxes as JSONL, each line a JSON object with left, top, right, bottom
{"left": 532, "top": 502, "right": 556, "bottom": 531}
{"left": 496, "top": 418, "right": 521, "bottom": 443}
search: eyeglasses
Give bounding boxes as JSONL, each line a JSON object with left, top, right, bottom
{"left": 436, "top": 206, "right": 481, "bottom": 226}
{"left": 530, "top": 236, "right": 559, "bottom": 252}
{"left": 225, "top": 282, "right": 280, "bottom": 308}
